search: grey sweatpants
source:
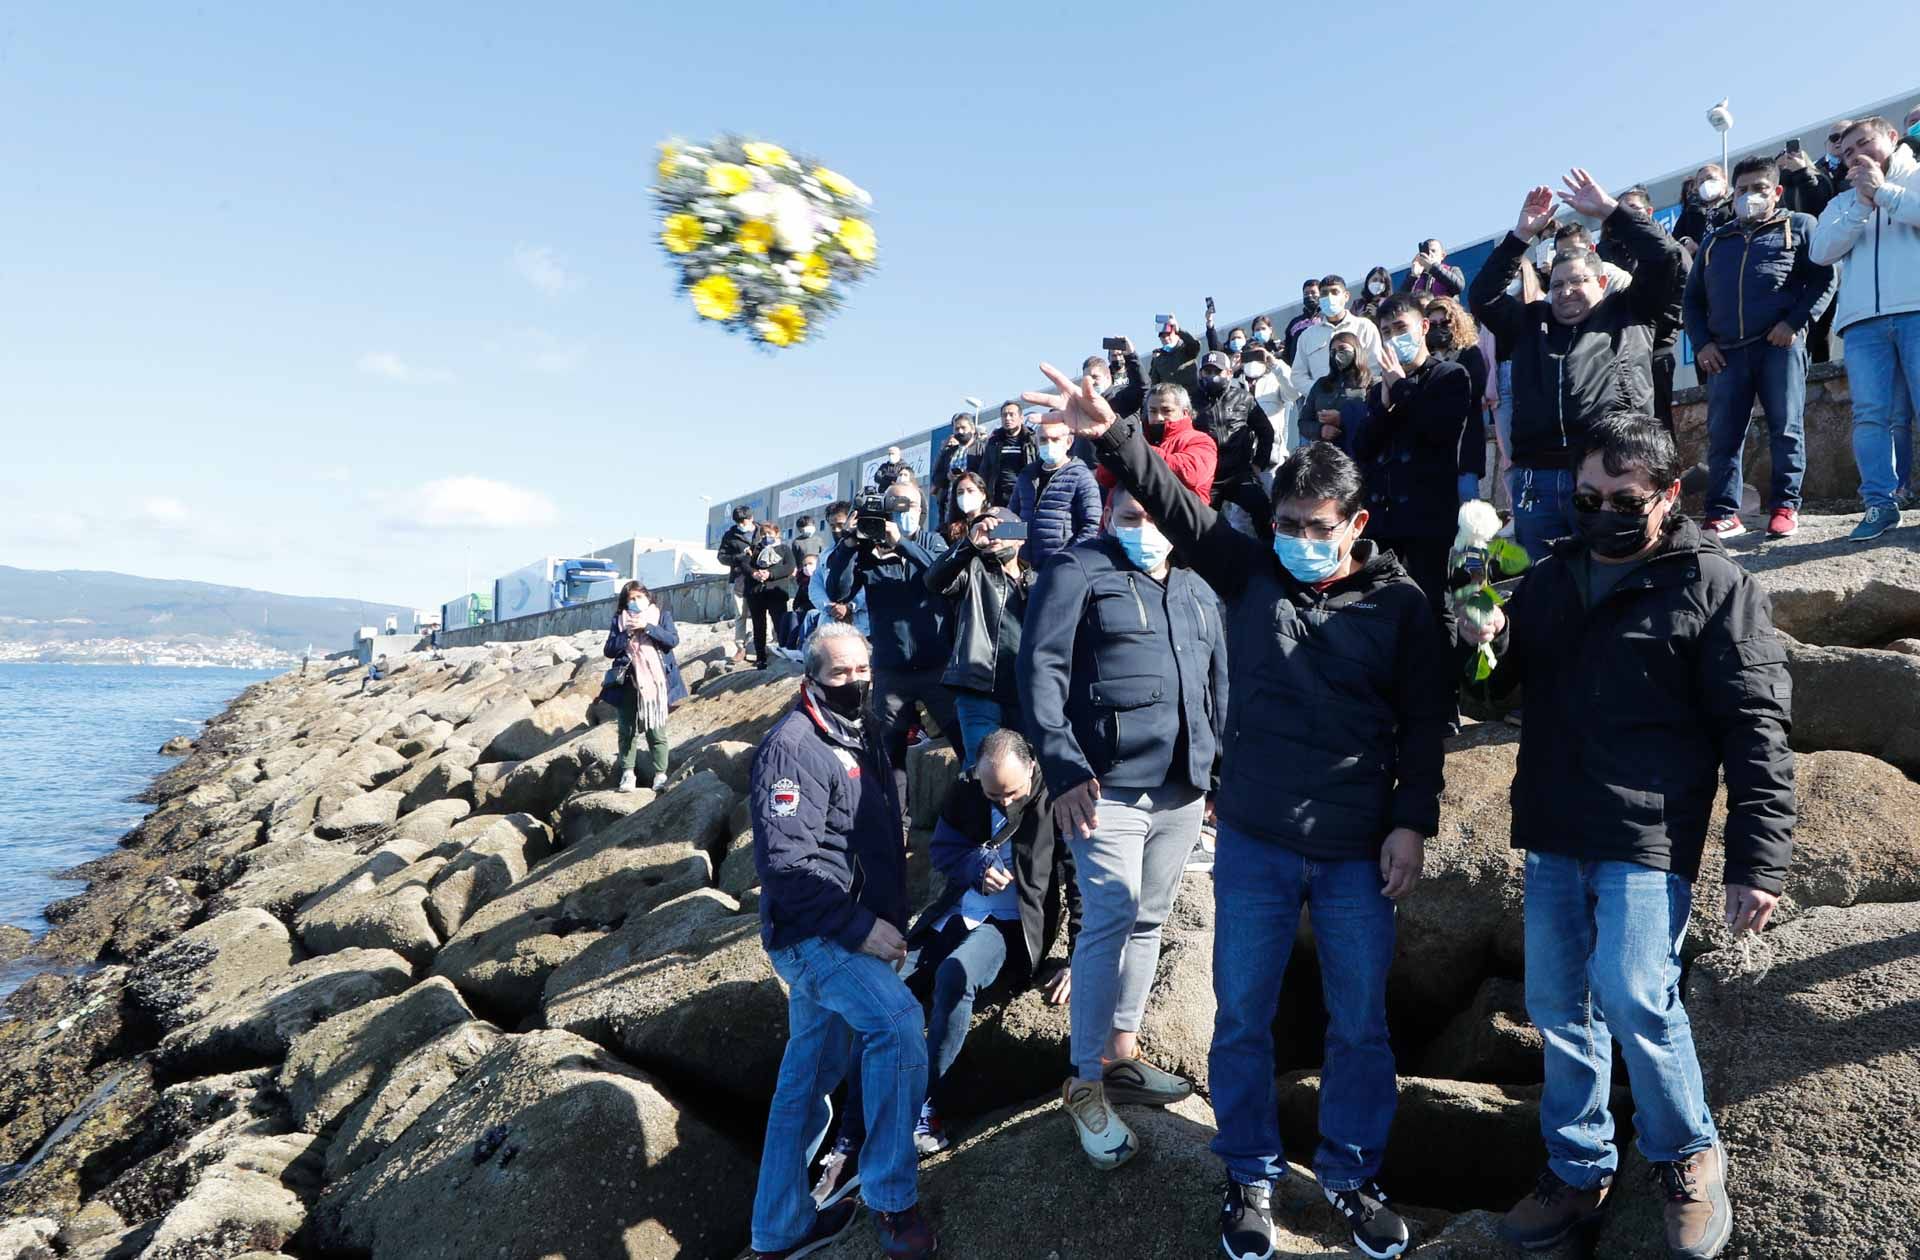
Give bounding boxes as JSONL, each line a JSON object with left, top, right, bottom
{"left": 1067, "top": 781, "right": 1205, "bottom": 1081}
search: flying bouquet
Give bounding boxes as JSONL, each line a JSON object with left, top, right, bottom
{"left": 653, "top": 135, "right": 876, "bottom": 349}
{"left": 1448, "top": 500, "right": 1530, "bottom": 682}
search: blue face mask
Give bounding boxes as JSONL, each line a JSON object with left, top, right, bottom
{"left": 1252, "top": 328, "right": 1271, "bottom": 343}
{"left": 1227, "top": 336, "right": 1246, "bottom": 353}
{"left": 1037, "top": 442, "right": 1068, "bottom": 468}
{"left": 1113, "top": 523, "right": 1173, "bottom": 571}
{"left": 1389, "top": 331, "right": 1423, "bottom": 365}
{"left": 627, "top": 599, "right": 642, "bottom": 613}
{"left": 1273, "top": 531, "right": 1346, "bottom": 583}
{"left": 1319, "top": 294, "right": 1345, "bottom": 319}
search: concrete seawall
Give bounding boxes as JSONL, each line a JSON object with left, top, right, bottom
{"left": 436, "top": 573, "right": 734, "bottom": 648}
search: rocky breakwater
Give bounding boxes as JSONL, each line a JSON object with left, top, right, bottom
{"left": 0, "top": 519, "right": 1913, "bottom": 1260}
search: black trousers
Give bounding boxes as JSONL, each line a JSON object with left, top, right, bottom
{"left": 871, "top": 665, "right": 962, "bottom": 812}
{"left": 746, "top": 588, "right": 789, "bottom": 665}
{"left": 1652, "top": 350, "right": 1677, "bottom": 434}
{"left": 1375, "top": 533, "right": 1454, "bottom": 642}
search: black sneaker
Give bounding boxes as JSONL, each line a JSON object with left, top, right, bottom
{"left": 1323, "top": 1180, "right": 1410, "bottom": 1259}
{"left": 752, "top": 1196, "right": 858, "bottom": 1259}
{"left": 809, "top": 1136, "right": 861, "bottom": 1210}
{"left": 1220, "top": 1180, "right": 1276, "bottom": 1260}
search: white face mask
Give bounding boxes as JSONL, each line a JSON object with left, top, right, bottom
{"left": 1368, "top": 280, "right": 1387, "bottom": 296}
{"left": 955, "top": 491, "right": 985, "bottom": 516}
{"left": 1242, "top": 360, "right": 1268, "bottom": 379}
{"left": 1698, "top": 178, "right": 1727, "bottom": 203}
{"left": 1736, "top": 191, "right": 1773, "bottom": 221}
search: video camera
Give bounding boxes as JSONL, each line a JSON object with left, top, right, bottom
{"left": 853, "top": 490, "right": 915, "bottom": 544}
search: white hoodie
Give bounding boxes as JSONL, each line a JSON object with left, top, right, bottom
{"left": 1811, "top": 143, "right": 1920, "bottom": 334}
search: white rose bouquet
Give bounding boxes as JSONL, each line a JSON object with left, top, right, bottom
{"left": 1448, "top": 500, "right": 1530, "bottom": 682}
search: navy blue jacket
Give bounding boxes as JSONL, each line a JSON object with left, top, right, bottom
{"left": 1010, "top": 458, "right": 1103, "bottom": 571}
{"left": 1356, "top": 357, "right": 1475, "bottom": 540}
{"left": 751, "top": 687, "right": 906, "bottom": 951}
{"left": 1683, "top": 211, "right": 1837, "bottom": 352}
{"left": 598, "top": 608, "right": 688, "bottom": 710}
{"left": 1017, "top": 534, "right": 1227, "bottom": 796}
{"left": 1093, "top": 417, "right": 1454, "bottom": 860}
{"left": 822, "top": 538, "right": 953, "bottom": 674}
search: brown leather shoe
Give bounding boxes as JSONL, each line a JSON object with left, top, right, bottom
{"left": 1655, "top": 1143, "right": 1733, "bottom": 1258}
{"left": 1500, "top": 1168, "right": 1610, "bottom": 1250}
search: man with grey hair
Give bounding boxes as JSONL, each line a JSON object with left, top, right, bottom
{"left": 748, "top": 622, "right": 935, "bottom": 1260}
{"left": 1093, "top": 381, "right": 1218, "bottom": 505}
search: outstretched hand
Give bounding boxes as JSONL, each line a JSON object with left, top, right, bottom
{"left": 1515, "top": 185, "right": 1556, "bottom": 239}
{"left": 1558, "top": 167, "right": 1619, "bottom": 220}
{"left": 1022, "top": 362, "right": 1120, "bottom": 441}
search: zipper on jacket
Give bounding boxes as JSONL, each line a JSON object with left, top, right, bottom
{"left": 1736, "top": 233, "right": 1751, "bottom": 342}
{"left": 1127, "top": 575, "right": 1148, "bottom": 629}
{"left": 1875, "top": 207, "right": 1883, "bottom": 314}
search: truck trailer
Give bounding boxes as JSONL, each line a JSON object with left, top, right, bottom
{"left": 492, "top": 556, "right": 620, "bottom": 623}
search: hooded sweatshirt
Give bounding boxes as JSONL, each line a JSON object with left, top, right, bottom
{"left": 1810, "top": 144, "right": 1920, "bottom": 334}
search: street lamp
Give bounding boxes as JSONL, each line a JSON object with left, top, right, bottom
{"left": 1706, "top": 98, "right": 1734, "bottom": 176}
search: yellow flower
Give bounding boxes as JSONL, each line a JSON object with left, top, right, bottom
{"left": 656, "top": 143, "right": 680, "bottom": 181}
{"left": 743, "top": 142, "right": 794, "bottom": 168}
{"left": 795, "top": 252, "right": 832, "bottom": 294}
{"left": 835, "top": 217, "right": 877, "bottom": 263}
{"left": 661, "top": 213, "right": 705, "bottom": 255}
{"left": 735, "top": 219, "right": 775, "bottom": 255}
{"left": 690, "top": 274, "right": 740, "bottom": 320}
{"left": 760, "top": 304, "right": 808, "bottom": 347}
{"left": 706, "top": 162, "right": 753, "bottom": 195}
{"left": 814, "top": 166, "right": 865, "bottom": 200}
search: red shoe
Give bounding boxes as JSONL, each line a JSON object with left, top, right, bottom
{"left": 1767, "top": 507, "right": 1799, "bottom": 537}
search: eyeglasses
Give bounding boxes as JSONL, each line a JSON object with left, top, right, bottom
{"left": 1273, "top": 516, "right": 1349, "bottom": 541}
{"left": 1571, "top": 491, "right": 1660, "bottom": 516}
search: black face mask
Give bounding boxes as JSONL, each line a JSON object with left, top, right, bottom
{"left": 1577, "top": 503, "right": 1663, "bottom": 560}
{"left": 1426, "top": 325, "right": 1456, "bottom": 353}
{"left": 1330, "top": 348, "right": 1356, "bottom": 372}
{"left": 1198, "top": 375, "right": 1227, "bottom": 399}
{"left": 815, "top": 677, "right": 871, "bottom": 720}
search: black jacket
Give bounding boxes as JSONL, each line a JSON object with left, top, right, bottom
{"left": 1356, "top": 357, "right": 1474, "bottom": 539}
{"left": 752, "top": 686, "right": 906, "bottom": 951}
{"left": 1104, "top": 349, "right": 1149, "bottom": 424}
{"left": 1149, "top": 329, "right": 1201, "bottom": 393}
{"left": 1675, "top": 196, "right": 1736, "bottom": 254}
{"left": 1599, "top": 215, "right": 1691, "bottom": 353}
{"left": 926, "top": 541, "right": 1028, "bottom": 706}
{"left": 1440, "top": 342, "right": 1491, "bottom": 478}
{"left": 907, "top": 767, "right": 1078, "bottom": 983}
{"left": 1298, "top": 375, "right": 1373, "bottom": 457}
{"left": 1093, "top": 417, "right": 1454, "bottom": 860}
{"left": 1479, "top": 518, "right": 1795, "bottom": 892}
{"left": 1194, "top": 378, "right": 1275, "bottom": 501}
{"left": 1018, "top": 533, "right": 1227, "bottom": 797}
{"left": 1471, "top": 204, "right": 1684, "bottom": 470}
{"left": 930, "top": 435, "right": 985, "bottom": 513}
{"left": 823, "top": 538, "right": 953, "bottom": 673}
{"left": 1780, "top": 164, "right": 1836, "bottom": 218}
{"left": 715, "top": 523, "right": 757, "bottom": 580}
{"left": 978, "top": 428, "right": 1037, "bottom": 508}
{"left": 742, "top": 538, "right": 795, "bottom": 597}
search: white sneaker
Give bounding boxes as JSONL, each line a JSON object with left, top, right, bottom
{"left": 1062, "top": 1078, "right": 1138, "bottom": 1170}
{"left": 650, "top": 773, "right": 668, "bottom": 791}
{"left": 617, "top": 770, "right": 638, "bottom": 793}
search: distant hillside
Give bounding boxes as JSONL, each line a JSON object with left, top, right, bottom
{"left": 0, "top": 566, "right": 412, "bottom": 653}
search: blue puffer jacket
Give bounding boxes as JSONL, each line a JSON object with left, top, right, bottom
{"left": 1010, "top": 457, "right": 1103, "bottom": 570}
{"left": 1683, "top": 210, "right": 1836, "bottom": 351}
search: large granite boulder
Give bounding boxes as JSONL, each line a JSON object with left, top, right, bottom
{"left": 155, "top": 948, "right": 414, "bottom": 1075}
{"left": 1783, "top": 641, "right": 1920, "bottom": 775}
{"left": 279, "top": 976, "right": 474, "bottom": 1133}
{"left": 479, "top": 693, "right": 592, "bottom": 764}
{"left": 127, "top": 909, "right": 299, "bottom": 1034}
{"left": 311, "top": 1029, "right": 754, "bottom": 1260}
{"left": 1733, "top": 518, "right": 1920, "bottom": 647}
{"left": 322, "top": 1019, "right": 504, "bottom": 1182}
{"left": 422, "top": 813, "right": 553, "bottom": 939}
{"left": 492, "top": 723, "right": 622, "bottom": 817}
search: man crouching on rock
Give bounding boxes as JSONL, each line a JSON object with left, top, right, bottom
{"left": 747, "top": 622, "right": 938, "bottom": 1260}
{"left": 1460, "top": 413, "right": 1795, "bottom": 1259}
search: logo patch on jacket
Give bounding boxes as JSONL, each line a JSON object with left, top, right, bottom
{"left": 770, "top": 779, "right": 801, "bottom": 817}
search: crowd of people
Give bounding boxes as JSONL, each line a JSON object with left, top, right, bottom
{"left": 592, "top": 111, "right": 1919, "bottom": 1260}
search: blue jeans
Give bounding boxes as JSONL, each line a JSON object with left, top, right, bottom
{"left": 1208, "top": 825, "right": 1397, "bottom": 1192}
{"left": 1506, "top": 466, "right": 1576, "bottom": 565}
{"left": 1843, "top": 311, "right": 1920, "bottom": 510}
{"left": 1704, "top": 340, "right": 1807, "bottom": 518}
{"left": 951, "top": 691, "right": 1014, "bottom": 772}
{"left": 751, "top": 937, "right": 928, "bottom": 1250}
{"left": 1457, "top": 471, "right": 1481, "bottom": 505}
{"left": 1523, "top": 853, "right": 1718, "bottom": 1190}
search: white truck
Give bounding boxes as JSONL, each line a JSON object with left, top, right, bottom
{"left": 492, "top": 556, "right": 621, "bottom": 623}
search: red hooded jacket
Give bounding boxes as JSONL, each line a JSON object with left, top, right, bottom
{"left": 1095, "top": 416, "right": 1217, "bottom": 505}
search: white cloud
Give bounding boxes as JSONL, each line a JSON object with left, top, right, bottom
{"left": 381, "top": 476, "right": 558, "bottom": 532}
{"left": 136, "top": 496, "right": 190, "bottom": 527}
{"left": 356, "top": 351, "right": 453, "bottom": 384}
{"left": 511, "top": 245, "right": 576, "bottom": 296}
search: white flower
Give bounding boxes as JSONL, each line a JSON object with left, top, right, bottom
{"left": 730, "top": 190, "right": 773, "bottom": 220}
{"left": 768, "top": 184, "right": 821, "bottom": 253}
{"left": 1454, "top": 499, "right": 1502, "bottom": 551}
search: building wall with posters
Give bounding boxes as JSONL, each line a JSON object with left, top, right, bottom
{"left": 705, "top": 427, "right": 956, "bottom": 546}
{"left": 708, "top": 88, "right": 1916, "bottom": 540}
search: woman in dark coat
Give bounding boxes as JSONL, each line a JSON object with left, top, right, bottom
{"left": 599, "top": 580, "right": 687, "bottom": 791}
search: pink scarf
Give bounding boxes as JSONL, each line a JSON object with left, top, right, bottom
{"left": 619, "top": 610, "right": 670, "bottom": 729}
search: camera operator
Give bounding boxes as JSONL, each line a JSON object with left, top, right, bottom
{"left": 824, "top": 496, "right": 961, "bottom": 809}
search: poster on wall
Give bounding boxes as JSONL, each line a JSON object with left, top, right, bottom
{"left": 777, "top": 473, "right": 840, "bottom": 518}
{"left": 707, "top": 493, "right": 767, "bottom": 547}
{"left": 859, "top": 442, "right": 931, "bottom": 492}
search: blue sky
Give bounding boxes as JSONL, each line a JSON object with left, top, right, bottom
{"left": 3, "top": 2, "right": 1915, "bottom": 609}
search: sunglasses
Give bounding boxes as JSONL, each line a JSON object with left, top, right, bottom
{"left": 1571, "top": 491, "right": 1661, "bottom": 516}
